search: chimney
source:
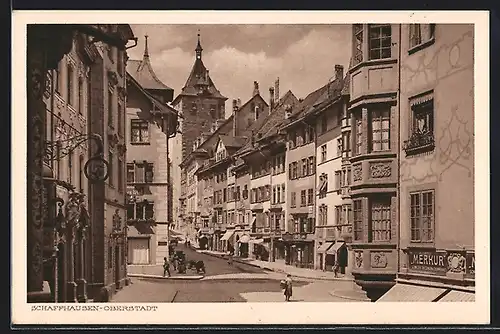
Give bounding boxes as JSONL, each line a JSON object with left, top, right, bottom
{"left": 237, "top": 98, "right": 242, "bottom": 108}
{"left": 274, "top": 77, "right": 280, "bottom": 103}
{"left": 253, "top": 81, "right": 260, "bottom": 96}
{"left": 269, "top": 87, "right": 275, "bottom": 111}
{"left": 335, "top": 65, "right": 344, "bottom": 81}
{"left": 232, "top": 99, "right": 239, "bottom": 137}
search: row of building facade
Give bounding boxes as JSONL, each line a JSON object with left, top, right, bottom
{"left": 177, "top": 24, "right": 475, "bottom": 301}
{"left": 26, "top": 25, "right": 179, "bottom": 302}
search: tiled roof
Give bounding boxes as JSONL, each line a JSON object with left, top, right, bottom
{"left": 258, "top": 90, "right": 299, "bottom": 140}
{"left": 127, "top": 58, "right": 174, "bottom": 92}
{"left": 174, "top": 57, "right": 227, "bottom": 101}
{"left": 219, "top": 135, "right": 248, "bottom": 148}
{"left": 235, "top": 90, "right": 298, "bottom": 156}
{"left": 341, "top": 73, "right": 350, "bottom": 96}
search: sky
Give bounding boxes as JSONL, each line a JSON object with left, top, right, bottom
{"left": 127, "top": 24, "right": 352, "bottom": 117}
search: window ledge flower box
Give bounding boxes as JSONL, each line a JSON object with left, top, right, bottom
{"left": 403, "top": 131, "right": 435, "bottom": 157}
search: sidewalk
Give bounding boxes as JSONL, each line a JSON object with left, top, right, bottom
{"left": 197, "top": 250, "right": 353, "bottom": 282}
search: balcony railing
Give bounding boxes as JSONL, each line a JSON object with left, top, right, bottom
{"left": 403, "top": 131, "right": 435, "bottom": 156}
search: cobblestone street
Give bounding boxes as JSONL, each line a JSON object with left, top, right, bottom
{"left": 112, "top": 246, "right": 362, "bottom": 303}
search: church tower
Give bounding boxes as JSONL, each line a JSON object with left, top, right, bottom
{"left": 171, "top": 33, "right": 228, "bottom": 161}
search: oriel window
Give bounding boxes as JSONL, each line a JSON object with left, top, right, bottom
{"left": 353, "top": 200, "right": 363, "bottom": 241}
{"left": 370, "top": 108, "right": 391, "bottom": 152}
{"left": 354, "top": 24, "right": 364, "bottom": 64}
{"left": 370, "top": 197, "right": 392, "bottom": 242}
{"left": 369, "top": 24, "right": 392, "bottom": 60}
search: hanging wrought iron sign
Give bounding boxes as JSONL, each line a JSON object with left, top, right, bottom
{"left": 84, "top": 155, "right": 109, "bottom": 183}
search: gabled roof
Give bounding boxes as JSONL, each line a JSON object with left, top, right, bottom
{"left": 234, "top": 90, "right": 298, "bottom": 157}
{"left": 127, "top": 36, "right": 174, "bottom": 93}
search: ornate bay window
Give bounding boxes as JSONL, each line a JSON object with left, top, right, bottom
{"left": 353, "top": 24, "right": 363, "bottom": 65}
{"left": 353, "top": 199, "right": 363, "bottom": 241}
{"left": 369, "top": 24, "right": 392, "bottom": 60}
{"left": 370, "top": 108, "right": 391, "bottom": 152}
{"left": 370, "top": 196, "right": 392, "bottom": 242}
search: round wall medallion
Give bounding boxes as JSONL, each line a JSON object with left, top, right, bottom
{"left": 84, "top": 156, "right": 110, "bottom": 182}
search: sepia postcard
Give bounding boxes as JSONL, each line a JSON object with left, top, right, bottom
{"left": 12, "top": 10, "right": 490, "bottom": 326}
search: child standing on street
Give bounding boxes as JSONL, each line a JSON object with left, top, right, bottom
{"left": 284, "top": 274, "right": 293, "bottom": 302}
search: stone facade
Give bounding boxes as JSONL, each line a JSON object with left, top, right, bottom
{"left": 26, "top": 25, "right": 135, "bottom": 303}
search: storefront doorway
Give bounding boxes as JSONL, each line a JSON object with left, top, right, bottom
{"left": 338, "top": 244, "right": 348, "bottom": 274}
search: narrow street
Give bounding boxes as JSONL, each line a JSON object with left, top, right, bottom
{"left": 111, "top": 245, "right": 357, "bottom": 303}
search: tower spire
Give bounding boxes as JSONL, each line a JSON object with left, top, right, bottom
{"left": 195, "top": 30, "right": 203, "bottom": 60}
{"left": 144, "top": 34, "right": 149, "bottom": 58}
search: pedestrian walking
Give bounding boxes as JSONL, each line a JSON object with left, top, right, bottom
{"left": 333, "top": 260, "right": 340, "bottom": 278}
{"left": 163, "top": 257, "right": 171, "bottom": 277}
{"left": 227, "top": 251, "right": 233, "bottom": 266}
{"left": 283, "top": 274, "right": 293, "bottom": 302}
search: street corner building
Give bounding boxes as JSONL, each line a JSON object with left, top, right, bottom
{"left": 26, "top": 24, "right": 180, "bottom": 303}
{"left": 124, "top": 35, "right": 179, "bottom": 267}
{"left": 374, "top": 24, "right": 475, "bottom": 302}
{"left": 344, "top": 24, "right": 475, "bottom": 302}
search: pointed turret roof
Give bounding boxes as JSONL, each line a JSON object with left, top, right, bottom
{"left": 127, "top": 35, "right": 174, "bottom": 101}
{"left": 173, "top": 33, "right": 227, "bottom": 104}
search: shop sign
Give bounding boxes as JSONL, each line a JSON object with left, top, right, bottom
{"left": 466, "top": 253, "right": 475, "bottom": 278}
{"left": 407, "top": 249, "right": 447, "bottom": 275}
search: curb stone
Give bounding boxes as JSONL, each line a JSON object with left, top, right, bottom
{"left": 128, "top": 274, "right": 204, "bottom": 280}
{"left": 198, "top": 250, "right": 353, "bottom": 282}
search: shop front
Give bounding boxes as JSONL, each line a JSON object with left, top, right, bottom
{"left": 220, "top": 229, "right": 236, "bottom": 253}
{"left": 281, "top": 232, "right": 315, "bottom": 269}
{"left": 249, "top": 238, "right": 270, "bottom": 261}
{"left": 236, "top": 233, "right": 250, "bottom": 258}
{"left": 316, "top": 241, "right": 334, "bottom": 271}
{"left": 273, "top": 237, "right": 286, "bottom": 264}
{"left": 377, "top": 248, "right": 475, "bottom": 302}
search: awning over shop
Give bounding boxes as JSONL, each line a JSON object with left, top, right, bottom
{"left": 326, "top": 241, "right": 345, "bottom": 255}
{"left": 220, "top": 230, "right": 235, "bottom": 241}
{"left": 238, "top": 234, "right": 251, "bottom": 243}
{"left": 249, "top": 238, "right": 264, "bottom": 244}
{"left": 376, "top": 284, "right": 447, "bottom": 302}
{"left": 317, "top": 242, "right": 334, "bottom": 253}
{"left": 438, "top": 290, "right": 475, "bottom": 302}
